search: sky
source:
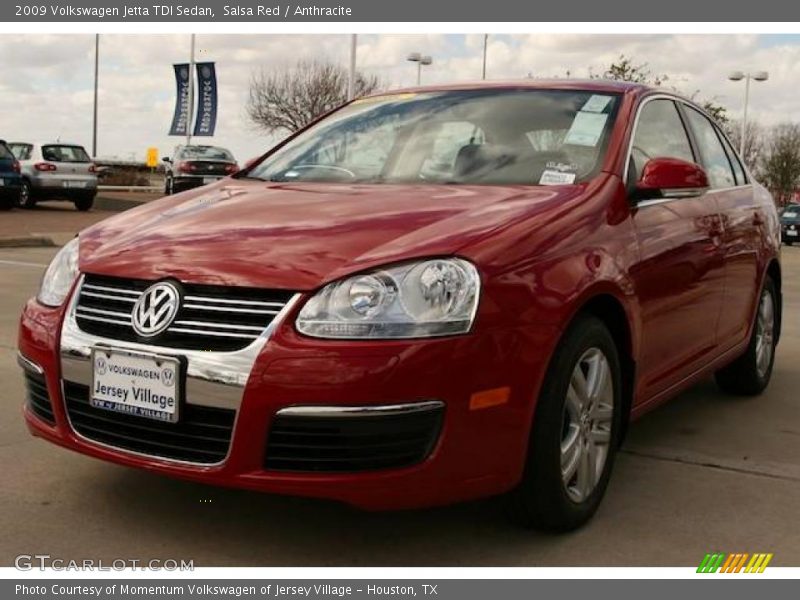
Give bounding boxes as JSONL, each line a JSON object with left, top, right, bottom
{"left": 1, "top": 33, "right": 799, "bottom": 163}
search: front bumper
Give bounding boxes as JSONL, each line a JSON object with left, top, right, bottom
{"left": 18, "top": 288, "right": 557, "bottom": 510}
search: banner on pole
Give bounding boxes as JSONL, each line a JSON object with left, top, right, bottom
{"left": 168, "top": 63, "right": 191, "bottom": 136}
{"left": 192, "top": 62, "right": 217, "bottom": 137}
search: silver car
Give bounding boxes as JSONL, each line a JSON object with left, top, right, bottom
{"left": 8, "top": 142, "right": 98, "bottom": 211}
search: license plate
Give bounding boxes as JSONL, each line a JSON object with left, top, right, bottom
{"left": 63, "top": 180, "right": 87, "bottom": 188}
{"left": 202, "top": 177, "right": 219, "bottom": 184}
{"left": 788, "top": 230, "right": 798, "bottom": 237}
{"left": 91, "top": 348, "right": 180, "bottom": 423}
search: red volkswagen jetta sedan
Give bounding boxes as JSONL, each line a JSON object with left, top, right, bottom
{"left": 18, "top": 81, "right": 780, "bottom": 531}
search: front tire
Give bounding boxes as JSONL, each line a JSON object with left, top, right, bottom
{"left": 505, "top": 315, "right": 622, "bottom": 531}
{"left": 715, "top": 276, "right": 778, "bottom": 396}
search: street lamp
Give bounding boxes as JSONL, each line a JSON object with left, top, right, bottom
{"left": 728, "top": 70, "right": 769, "bottom": 158}
{"left": 407, "top": 52, "right": 432, "bottom": 85}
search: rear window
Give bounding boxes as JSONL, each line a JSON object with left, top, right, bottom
{"left": 0, "top": 144, "right": 12, "bottom": 160}
{"left": 8, "top": 143, "right": 32, "bottom": 160}
{"left": 179, "top": 146, "right": 234, "bottom": 161}
{"left": 42, "top": 145, "right": 91, "bottom": 163}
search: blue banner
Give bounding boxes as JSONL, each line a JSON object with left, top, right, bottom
{"left": 193, "top": 62, "right": 217, "bottom": 137}
{"left": 168, "top": 63, "right": 191, "bottom": 136}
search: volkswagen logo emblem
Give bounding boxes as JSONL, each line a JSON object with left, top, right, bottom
{"left": 132, "top": 282, "right": 181, "bottom": 337}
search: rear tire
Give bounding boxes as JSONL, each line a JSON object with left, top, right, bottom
{"left": 715, "top": 276, "right": 778, "bottom": 396}
{"left": 17, "top": 180, "right": 35, "bottom": 209}
{"left": 505, "top": 315, "right": 622, "bottom": 531}
{"left": 74, "top": 193, "right": 94, "bottom": 212}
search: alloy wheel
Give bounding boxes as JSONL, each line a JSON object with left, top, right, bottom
{"left": 755, "top": 288, "right": 775, "bottom": 379}
{"left": 561, "top": 347, "right": 614, "bottom": 503}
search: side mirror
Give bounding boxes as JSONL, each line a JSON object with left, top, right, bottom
{"left": 162, "top": 157, "right": 171, "bottom": 163}
{"left": 633, "top": 157, "right": 709, "bottom": 202}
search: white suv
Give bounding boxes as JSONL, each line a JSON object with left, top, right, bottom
{"left": 9, "top": 142, "right": 98, "bottom": 211}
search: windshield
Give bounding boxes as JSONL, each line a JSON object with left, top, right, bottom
{"left": 42, "top": 145, "right": 91, "bottom": 163}
{"left": 8, "top": 143, "right": 32, "bottom": 160}
{"left": 179, "top": 146, "right": 234, "bottom": 161}
{"left": 247, "top": 89, "right": 620, "bottom": 185}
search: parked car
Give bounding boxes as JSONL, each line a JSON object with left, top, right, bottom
{"left": 780, "top": 205, "right": 800, "bottom": 245}
{"left": 162, "top": 145, "right": 238, "bottom": 194}
{"left": 8, "top": 142, "right": 98, "bottom": 211}
{"left": 0, "top": 139, "right": 22, "bottom": 210}
{"left": 18, "top": 81, "right": 780, "bottom": 532}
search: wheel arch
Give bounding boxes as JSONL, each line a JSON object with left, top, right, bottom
{"left": 568, "top": 290, "right": 638, "bottom": 444}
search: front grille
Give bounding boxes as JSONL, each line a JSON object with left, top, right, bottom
{"left": 265, "top": 404, "right": 444, "bottom": 473}
{"left": 75, "top": 274, "right": 294, "bottom": 352}
{"left": 64, "top": 381, "right": 235, "bottom": 464}
{"left": 24, "top": 371, "right": 55, "bottom": 425}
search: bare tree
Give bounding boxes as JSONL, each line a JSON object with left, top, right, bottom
{"left": 725, "top": 120, "right": 763, "bottom": 174}
{"left": 247, "top": 60, "right": 381, "bottom": 134}
{"left": 590, "top": 54, "right": 669, "bottom": 86}
{"left": 591, "top": 55, "right": 729, "bottom": 126}
{"left": 760, "top": 123, "right": 800, "bottom": 205}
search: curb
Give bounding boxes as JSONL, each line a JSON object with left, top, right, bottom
{"left": 0, "top": 236, "right": 56, "bottom": 248}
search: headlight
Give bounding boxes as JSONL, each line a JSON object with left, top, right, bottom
{"left": 37, "top": 237, "right": 80, "bottom": 307}
{"left": 296, "top": 258, "right": 480, "bottom": 339}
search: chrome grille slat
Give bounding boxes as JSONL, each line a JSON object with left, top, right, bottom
{"left": 82, "top": 284, "right": 142, "bottom": 296}
{"left": 76, "top": 306, "right": 132, "bottom": 319}
{"left": 182, "top": 303, "right": 281, "bottom": 315}
{"left": 80, "top": 290, "right": 138, "bottom": 303}
{"left": 173, "top": 320, "right": 265, "bottom": 332}
{"left": 168, "top": 327, "right": 259, "bottom": 340}
{"left": 183, "top": 295, "right": 286, "bottom": 308}
{"left": 73, "top": 313, "right": 131, "bottom": 326}
{"left": 74, "top": 275, "right": 295, "bottom": 352}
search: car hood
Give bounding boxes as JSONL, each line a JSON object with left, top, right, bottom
{"left": 79, "top": 179, "right": 589, "bottom": 290}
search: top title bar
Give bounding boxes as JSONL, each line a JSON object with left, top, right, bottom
{"left": 3, "top": 0, "right": 799, "bottom": 22}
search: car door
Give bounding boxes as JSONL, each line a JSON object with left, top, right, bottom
{"left": 627, "top": 97, "right": 726, "bottom": 401}
{"left": 682, "top": 106, "right": 761, "bottom": 351}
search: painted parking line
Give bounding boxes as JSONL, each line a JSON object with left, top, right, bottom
{"left": 0, "top": 260, "right": 48, "bottom": 268}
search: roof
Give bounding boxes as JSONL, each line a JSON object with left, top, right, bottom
{"left": 369, "top": 78, "right": 652, "bottom": 97}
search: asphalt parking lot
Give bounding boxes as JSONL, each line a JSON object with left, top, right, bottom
{"left": 1, "top": 233, "right": 799, "bottom": 566}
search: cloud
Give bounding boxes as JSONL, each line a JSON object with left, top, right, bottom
{"left": 0, "top": 33, "right": 797, "bottom": 162}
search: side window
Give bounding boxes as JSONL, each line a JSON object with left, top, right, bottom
{"left": 684, "top": 108, "right": 736, "bottom": 189}
{"left": 718, "top": 130, "right": 747, "bottom": 185}
{"left": 630, "top": 99, "right": 694, "bottom": 182}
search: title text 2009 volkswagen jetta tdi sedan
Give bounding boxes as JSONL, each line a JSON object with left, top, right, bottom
{"left": 18, "top": 81, "right": 781, "bottom": 531}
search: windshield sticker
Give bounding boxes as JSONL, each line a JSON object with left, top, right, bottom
{"left": 540, "top": 169, "right": 577, "bottom": 185}
{"left": 564, "top": 111, "right": 609, "bottom": 147}
{"left": 546, "top": 161, "right": 578, "bottom": 173}
{"left": 581, "top": 94, "right": 613, "bottom": 113}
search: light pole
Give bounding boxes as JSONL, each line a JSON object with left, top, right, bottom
{"left": 92, "top": 34, "right": 99, "bottom": 158}
{"left": 186, "top": 33, "right": 196, "bottom": 146}
{"left": 481, "top": 34, "right": 488, "bottom": 80}
{"left": 407, "top": 52, "right": 432, "bottom": 86}
{"left": 728, "top": 70, "right": 768, "bottom": 158}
